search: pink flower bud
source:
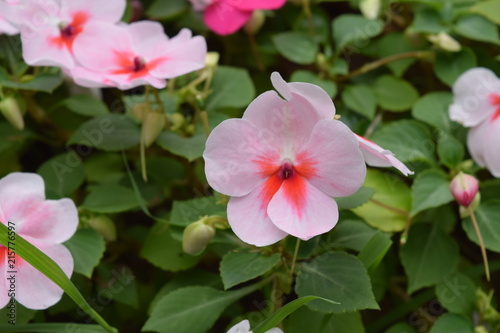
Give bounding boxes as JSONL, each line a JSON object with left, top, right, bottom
{"left": 449, "top": 172, "right": 479, "bottom": 207}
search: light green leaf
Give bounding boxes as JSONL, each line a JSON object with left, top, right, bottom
{"left": 0, "top": 73, "right": 63, "bottom": 93}
{"left": 341, "top": 84, "right": 376, "bottom": 119}
{"left": 373, "top": 75, "right": 419, "bottom": 112}
{"left": 59, "top": 95, "right": 109, "bottom": 117}
{"left": 81, "top": 185, "right": 140, "bottom": 213}
{"left": 470, "top": 0, "right": 500, "bottom": 25}
{"left": 463, "top": 202, "right": 500, "bottom": 253}
{"left": 170, "top": 197, "right": 226, "bottom": 227}
{"left": 272, "top": 32, "right": 319, "bottom": 65}
{"left": 220, "top": 250, "right": 280, "bottom": 289}
{"left": 332, "top": 14, "right": 383, "bottom": 50}
{"left": 357, "top": 231, "right": 392, "bottom": 273}
{"left": 328, "top": 220, "right": 378, "bottom": 252}
{"left": 429, "top": 314, "right": 474, "bottom": 333}
{"left": 454, "top": 14, "right": 500, "bottom": 44}
{"left": 411, "top": 92, "right": 453, "bottom": 132}
{"left": 411, "top": 169, "right": 454, "bottom": 216}
{"left": 290, "top": 70, "right": 337, "bottom": 98}
{"left": 438, "top": 133, "right": 464, "bottom": 168}
{"left": 64, "top": 228, "right": 106, "bottom": 278}
{"left": 206, "top": 66, "right": 255, "bottom": 111}
{"left": 285, "top": 307, "right": 365, "bottom": 333}
{"left": 296, "top": 252, "right": 379, "bottom": 313}
{"left": 400, "top": 224, "right": 460, "bottom": 293}
{"left": 37, "top": 153, "right": 85, "bottom": 197}
{"left": 156, "top": 132, "right": 205, "bottom": 162}
{"left": 68, "top": 114, "right": 140, "bottom": 151}
{"left": 0, "top": 223, "right": 116, "bottom": 333}
{"left": 435, "top": 273, "right": 476, "bottom": 316}
{"left": 336, "top": 187, "right": 376, "bottom": 210}
{"left": 434, "top": 48, "right": 476, "bottom": 87}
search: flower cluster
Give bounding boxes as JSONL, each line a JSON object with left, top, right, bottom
{"left": 449, "top": 68, "right": 500, "bottom": 177}
{"left": 204, "top": 73, "right": 413, "bottom": 246}
{"left": 0, "top": 0, "right": 207, "bottom": 89}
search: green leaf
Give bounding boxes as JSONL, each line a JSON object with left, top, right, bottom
{"left": 67, "top": 114, "right": 140, "bottom": 151}
{"left": 253, "top": 296, "right": 339, "bottom": 333}
{"left": 454, "top": 14, "right": 500, "bottom": 44}
{"left": 272, "top": 32, "right": 319, "bottom": 65}
{"left": 373, "top": 75, "right": 419, "bottom": 112}
{"left": 290, "top": 70, "right": 337, "bottom": 98}
{"left": 37, "top": 153, "right": 85, "bottom": 197}
{"left": 336, "top": 187, "right": 376, "bottom": 210}
{"left": 410, "top": 8, "right": 447, "bottom": 34}
{"left": 170, "top": 197, "right": 226, "bottom": 227}
{"left": 429, "top": 314, "right": 474, "bottom": 333}
{"left": 375, "top": 33, "right": 418, "bottom": 77}
{"left": 0, "top": 223, "right": 116, "bottom": 333}
{"left": 146, "top": 0, "right": 188, "bottom": 19}
{"left": 352, "top": 170, "right": 411, "bottom": 232}
{"left": 0, "top": 324, "right": 111, "bottom": 332}
{"left": 220, "top": 250, "right": 280, "bottom": 289}
{"left": 463, "top": 202, "right": 500, "bottom": 253}
{"left": 332, "top": 14, "right": 383, "bottom": 50}
{"left": 435, "top": 273, "right": 476, "bottom": 316}
{"left": 140, "top": 223, "right": 200, "bottom": 272}
{"left": 285, "top": 307, "right": 365, "bottom": 333}
{"left": 434, "top": 48, "right": 476, "bottom": 87}
{"left": 385, "top": 323, "right": 417, "bottom": 333}
{"left": 144, "top": 285, "right": 260, "bottom": 333}
{"left": 400, "top": 224, "right": 460, "bottom": 293}
{"left": 156, "top": 132, "right": 206, "bottom": 162}
{"left": 60, "top": 95, "right": 109, "bottom": 117}
{"left": 0, "top": 73, "right": 63, "bottom": 93}
{"left": 371, "top": 120, "right": 435, "bottom": 163}
{"left": 411, "top": 169, "right": 454, "bottom": 216}
{"left": 64, "top": 228, "right": 106, "bottom": 278}
{"left": 206, "top": 66, "right": 255, "bottom": 111}
{"left": 411, "top": 92, "right": 453, "bottom": 132}
{"left": 438, "top": 133, "right": 464, "bottom": 168}
{"left": 470, "top": 0, "right": 500, "bottom": 25}
{"left": 357, "top": 231, "right": 392, "bottom": 273}
{"left": 328, "top": 220, "right": 378, "bottom": 252}
{"left": 341, "top": 84, "right": 376, "bottom": 119}
{"left": 81, "top": 185, "right": 140, "bottom": 213}
{"left": 296, "top": 252, "right": 379, "bottom": 313}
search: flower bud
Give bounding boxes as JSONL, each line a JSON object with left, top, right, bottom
{"left": 205, "top": 52, "right": 220, "bottom": 68}
{"left": 0, "top": 96, "right": 24, "bottom": 130}
{"left": 244, "top": 10, "right": 266, "bottom": 35}
{"left": 360, "top": 0, "right": 380, "bottom": 19}
{"left": 182, "top": 219, "right": 216, "bottom": 255}
{"left": 87, "top": 215, "right": 117, "bottom": 242}
{"left": 141, "top": 111, "right": 166, "bottom": 147}
{"left": 450, "top": 172, "right": 479, "bottom": 207}
{"left": 427, "top": 32, "right": 461, "bottom": 52}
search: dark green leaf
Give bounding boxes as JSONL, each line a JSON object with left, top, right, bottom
{"left": 332, "top": 14, "right": 383, "bottom": 50}
{"left": 64, "top": 228, "right": 106, "bottom": 278}
{"left": 341, "top": 84, "right": 376, "bottom": 119}
{"left": 373, "top": 75, "right": 419, "bottom": 112}
{"left": 438, "top": 133, "right": 464, "bottom": 168}
{"left": 60, "top": 95, "right": 109, "bottom": 117}
{"left": 336, "top": 187, "right": 376, "bottom": 210}
{"left": 81, "top": 185, "right": 140, "bottom": 213}
{"left": 170, "top": 197, "right": 226, "bottom": 227}
{"left": 328, "top": 220, "right": 378, "bottom": 252}
{"left": 37, "top": 153, "right": 85, "bottom": 197}
{"left": 206, "top": 66, "right": 255, "bottom": 111}
{"left": 411, "top": 92, "right": 453, "bottom": 132}
{"left": 156, "top": 132, "right": 205, "bottom": 162}
{"left": 454, "top": 14, "right": 500, "bottom": 44}
{"left": 272, "top": 32, "right": 319, "bottom": 65}
{"left": 357, "top": 231, "right": 392, "bottom": 273}
{"left": 285, "top": 307, "right": 365, "bottom": 333}
{"left": 0, "top": 73, "right": 62, "bottom": 93}
{"left": 434, "top": 48, "right": 476, "bottom": 86}
{"left": 435, "top": 273, "right": 476, "bottom": 316}
{"left": 411, "top": 169, "right": 454, "bottom": 216}
{"left": 463, "top": 202, "right": 500, "bottom": 253}
{"left": 429, "top": 314, "right": 474, "bottom": 333}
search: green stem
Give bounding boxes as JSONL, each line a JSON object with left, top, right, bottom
{"left": 290, "top": 238, "right": 301, "bottom": 278}
{"left": 468, "top": 206, "right": 490, "bottom": 281}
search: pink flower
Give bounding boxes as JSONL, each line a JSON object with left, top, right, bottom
{"left": 449, "top": 172, "right": 479, "bottom": 207}
{"left": 0, "top": 1, "right": 21, "bottom": 35}
{"left": 203, "top": 72, "right": 367, "bottom": 246}
{"left": 70, "top": 21, "right": 207, "bottom": 89}
{"left": 17, "top": 0, "right": 125, "bottom": 68}
{"left": 0, "top": 173, "right": 78, "bottom": 310}
{"left": 449, "top": 68, "right": 500, "bottom": 177}
{"left": 189, "top": 0, "right": 286, "bottom": 35}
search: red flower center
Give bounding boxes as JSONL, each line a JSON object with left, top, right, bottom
{"left": 133, "top": 56, "right": 146, "bottom": 72}
{"left": 50, "top": 11, "right": 89, "bottom": 52}
{"left": 278, "top": 160, "right": 294, "bottom": 180}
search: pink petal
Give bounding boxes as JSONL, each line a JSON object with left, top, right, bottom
{"left": 267, "top": 175, "right": 339, "bottom": 240}
{"left": 295, "top": 120, "right": 366, "bottom": 197}
{"left": 14, "top": 240, "right": 73, "bottom": 310}
{"left": 127, "top": 21, "right": 169, "bottom": 59}
{"left": 467, "top": 121, "right": 487, "bottom": 168}
{"left": 203, "top": 3, "right": 252, "bottom": 35}
{"left": 69, "top": 66, "right": 116, "bottom": 88}
{"left": 271, "top": 72, "right": 336, "bottom": 120}
{"left": 0, "top": 248, "right": 9, "bottom": 309}
{"left": 227, "top": 175, "right": 288, "bottom": 246}
{"left": 61, "top": 0, "right": 126, "bottom": 23}
{"left": 468, "top": 118, "right": 500, "bottom": 177}
{"left": 0, "top": 17, "right": 18, "bottom": 35}
{"left": 204, "top": 119, "right": 281, "bottom": 197}
{"left": 229, "top": 0, "right": 286, "bottom": 10}
{"left": 356, "top": 134, "right": 414, "bottom": 176}
{"left": 450, "top": 68, "right": 500, "bottom": 127}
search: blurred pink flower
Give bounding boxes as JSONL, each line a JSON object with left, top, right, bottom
{"left": 0, "top": 0, "right": 21, "bottom": 35}
{"left": 70, "top": 21, "right": 207, "bottom": 89}
{"left": 17, "top": 0, "right": 125, "bottom": 68}
{"left": 0, "top": 173, "right": 78, "bottom": 310}
{"left": 449, "top": 68, "right": 500, "bottom": 177}
{"left": 204, "top": 72, "right": 367, "bottom": 246}
{"left": 189, "top": 0, "right": 286, "bottom": 35}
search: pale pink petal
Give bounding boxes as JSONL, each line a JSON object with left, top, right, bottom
{"left": 468, "top": 117, "right": 500, "bottom": 177}
{"left": 467, "top": 121, "right": 488, "bottom": 168}
{"left": 226, "top": 319, "right": 250, "bottom": 333}
{"left": 204, "top": 119, "right": 281, "bottom": 197}
{"left": 15, "top": 240, "right": 73, "bottom": 310}
{"left": 268, "top": 175, "right": 339, "bottom": 240}
{"left": 61, "top": 0, "right": 126, "bottom": 23}
{"left": 356, "top": 134, "right": 414, "bottom": 176}
{"left": 203, "top": 2, "right": 252, "bottom": 35}
{"left": 0, "top": 17, "right": 19, "bottom": 35}
{"left": 227, "top": 176, "right": 288, "bottom": 246}
{"left": 0, "top": 173, "right": 45, "bottom": 230}
{"left": 450, "top": 68, "right": 500, "bottom": 127}
{"left": 295, "top": 120, "right": 366, "bottom": 197}
{"left": 127, "top": 21, "right": 169, "bottom": 59}
{"left": 0, "top": 247, "right": 10, "bottom": 309}
{"left": 69, "top": 66, "right": 116, "bottom": 88}
{"left": 229, "top": 0, "right": 286, "bottom": 11}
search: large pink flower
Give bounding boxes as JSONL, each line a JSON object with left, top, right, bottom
{"left": 0, "top": 173, "right": 78, "bottom": 310}
{"left": 449, "top": 68, "right": 500, "bottom": 177}
{"left": 189, "top": 0, "right": 286, "bottom": 35}
{"left": 70, "top": 21, "right": 207, "bottom": 89}
{"left": 0, "top": 1, "right": 21, "bottom": 35}
{"left": 204, "top": 73, "right": 367, "bottom": 246}
{"left": 17, "top": 0, "right": 125, "bottom": 68}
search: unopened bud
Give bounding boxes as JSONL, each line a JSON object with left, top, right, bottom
{"left": 427, "top": 32, "right": 461, "bottom": 52}
{"left": 87, "top": 215, "right": 117, "bottom": 242}
{"left": 360, "top": 0, "right": 380, "bottom": 19}
{"left": 450, "top": 172, "right": 479, "bottom": 207}
{"left": 182, "top": 219, "right": 216, "bottom": 255}
{"left": 132, "top": 103, "right": 148, "bottom": 121}
{"left": 244, "top": 10, "right": 266, "bottom": 35}
{"left": 141, "top": 111, "right": 166, "bottom": 147}
{"left": 460, "top": 192, "right": 481, "bottom": 218}
{"left": 0, "top": 96, "right": 24, "bottom": 130}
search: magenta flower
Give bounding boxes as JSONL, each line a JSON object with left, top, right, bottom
{"left": 17, "top": 0, "right": 125, "bottom": 68}
{"left": 204, "top": 72, "right": 367, "bottom": 246}
{"left": 70, "top": 21, "right": 207, "bottom": 89}
{"left": 449, "top": 68, "right": 500, "bottom": 177}
{"left": 189, "top": 0, "right": 286, "bottom": 35}
{"left": 0, "top": 173, "right": 78, "bottom": 310}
